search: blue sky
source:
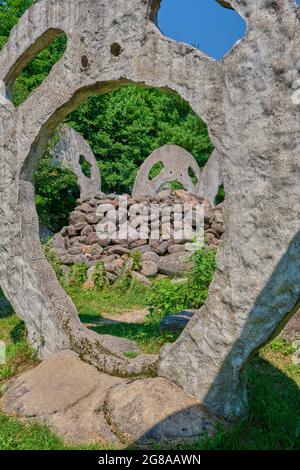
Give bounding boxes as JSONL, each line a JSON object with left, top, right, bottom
{"left": 158, "top": 0, "right": 300, "bottom": 60}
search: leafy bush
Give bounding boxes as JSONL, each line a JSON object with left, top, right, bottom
{"left": 147, "top": 248, "right": 216, "bottom": 319}
{"left": 92, "top": 261, "right": 108, "bottom": 291}
{"left": 184, "top": 247, "right": 217, "bottom": 308}
{"left": 67, "top": 264, "right": 88, "bottom": 288}
{"left": 130, "top": 251, "right": 142, "bottom": 271}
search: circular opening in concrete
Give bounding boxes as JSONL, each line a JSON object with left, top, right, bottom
{"left": 110, "top": 43, "right": 122, "bottom": 57}
{"left": 149, "top": 161, "right": 164, "bottom": 181}
{"left": 81, "top": 55, "right": 89, "bottom": 69}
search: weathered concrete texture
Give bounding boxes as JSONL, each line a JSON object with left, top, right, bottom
{"left": 132, "top": 145, "right": 202, "bottom": 197}
{"left": 1, "top": 351, "right": 217, "bottom": 445}
{"left": 198, "top": 150, "right": 223, "bottom": 205}
{"left": 0, "top": 0, "right": 299, "bottom": 420}
{"left": 105, "top": 377, "right": 217, "bottom": 445}
{"left": 52, "top": 125, "right": 101, "bottom": 199}
{"left": 282, "top": 309, "right": 300, "bottom": 342}
{"left": 0, "top": 350, "right": 124, "bottom": 445}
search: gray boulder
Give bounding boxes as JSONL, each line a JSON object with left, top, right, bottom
{"left": 105, "top": 377, "right": 216, "bottom": 445}
{"left": 141, "top": 260, "right": 158, "bottom": 277}
{"left": 160, "top": 311, "right": 195, "bottom": 335}
{"left": 158, "top": 252, "right": 192, "bottom": 276}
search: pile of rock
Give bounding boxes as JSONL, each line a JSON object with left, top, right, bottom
{"left": 52, "top": 189, "right": 225, "bottom": 283}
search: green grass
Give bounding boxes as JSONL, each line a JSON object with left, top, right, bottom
{"left": 91, "top": 321, "right": 176, "bottom": 354}
{"left": 68, "top": 280, "right": 149, "bottom": 317}
{"left": 69, "top": 281, "right": 177, "bottom": 354}
{"left": 0, "top": 335, "right": 299, "bottom": 450}
{"left": 0, "top": 287, "right": 300, "bottom": 450}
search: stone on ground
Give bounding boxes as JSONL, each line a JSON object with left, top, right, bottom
{"left": 0, "top": 350, "right": 124, "bottom": 445}
{"left": 158, "top": 252, "right": 192, "bottom": 276}
{"left": 99, "top": 334, "right": 140, "bottom": 354}
{"left": 105, "top": 377, "right": 216, "bottom": 445}
{"left": 160, "top": 311, "right": 195, "bottom": 335}
{"left": 1, "top": 351, "right": 217, "bottom": 446}
{"left": 141, "top": 260, "right": 158, "bottom": 277}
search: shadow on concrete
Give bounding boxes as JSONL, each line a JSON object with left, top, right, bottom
{"left": 127, "top": 356, "right": 300, "bottom": 450}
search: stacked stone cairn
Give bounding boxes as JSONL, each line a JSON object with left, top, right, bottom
{"left": 53, "top": 189, "right": 224, "bottom": 287}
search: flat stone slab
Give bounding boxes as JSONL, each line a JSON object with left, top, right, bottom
{"left": 0, "top": 350, "right": 124, "bottom": 445}
{"left": 1, "top": 351, "right": 217, "bottom": 447}
{"left": 105, "top": 377, "right": 217, "bottom": 446}
{"left": 98, "top": 334, "right": 141, "bottom": 354}
{"left": 158, "top": 252, "right": 192, "bottom": 276}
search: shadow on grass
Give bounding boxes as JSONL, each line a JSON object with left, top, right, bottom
{"left": 10, "top": 321, "right": 26, "bottom": 344}
{"left": 79, "top": 313, "right": 104, "bottom": 324}
{"left": 0, "top": 302, "right": 14, "bottom": 320}
{"left": 83, "top": 317, "right": 177, "bottom": 354}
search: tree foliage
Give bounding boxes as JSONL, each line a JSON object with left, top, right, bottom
{"left": 67, "top": 86, "right": 213, "bottom": 195}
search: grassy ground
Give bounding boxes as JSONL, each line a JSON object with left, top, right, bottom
{"left": 69, "top": 281, "right": 176, "bottom": 354}
{"left": 0, "top": 287, "right": 300, "bottom": 450}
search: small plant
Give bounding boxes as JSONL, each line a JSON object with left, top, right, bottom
{"left": 130, "top": 251, "right": 142, "bottom": 271}
{"left": 92, "top": 261, "right": 108, "bottom": 291}
{"left": 115, "top": 269, "right": 132, "bottom": 293}
{"left": 68, "top": 263, "right": 88, "bottom": 288}
{"left": 0, "top": 342, "right": 37, "bottom": 387}
{"left": 147, "top": 248, "right": 216, "bottom": 319}
{"left": 123, "top": 351, "right": 140, "bottom": 359}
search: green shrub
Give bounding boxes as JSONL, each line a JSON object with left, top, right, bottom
{"left": 68, "top": 263, "right": 88, "bottom": 288}
{"left": 147, "top": 248, "right": 216, "bottom": 319}
{"left": 130, "top": 251, "right": 142, "bottom": 271}
{"left": 114, "top": 269, "right": 132, "bottom": 293}
{"left": 185, "top": 247, "right": 216, "bottom": 308}
{"left": 92, "top": 261, "right": 108, "bottom": 291}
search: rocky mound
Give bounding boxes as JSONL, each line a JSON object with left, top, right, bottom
{"left": 53, "top": 189, "right": 224, "bottom": 283}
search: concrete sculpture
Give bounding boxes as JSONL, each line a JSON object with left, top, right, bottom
{"left": 197, "top": 150, "right": 223, "bottom": 205}
{"left": 52, "top": 125, "right": 101, "bottom": 199}
{"left": 133, "top": 144, "right": 223, "bottom": 205}
{"left": 0, "top": 0, "right": 299, "bottom": 420}
{"left": 132, "top": 144, "right": 202, "bottom": 197}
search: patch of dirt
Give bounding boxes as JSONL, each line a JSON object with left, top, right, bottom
{"left": 85, "top": 308, "right": 149, "bottom": 327}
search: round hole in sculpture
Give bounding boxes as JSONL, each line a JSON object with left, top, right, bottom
{"left": 188, "top": 166, "right": 198, "bottom": 185}
{"left": 148, "top": 161, "right": 165, "bottom": 181}
{"left": 79, "top": 155, "right": 92, "bottom": 178}
{"left": 81, "top": 55, "right": 89, "bottom": 69}
{"left": 110, "top": 43, "right": 122, "bottom": 57}
{"left": 3, "top": 29, "right": 67, "bottom": 105}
